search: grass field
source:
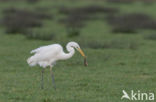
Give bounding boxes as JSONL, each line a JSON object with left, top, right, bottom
{"left": 0, "top": 0, "right": 156, "bottom": 102}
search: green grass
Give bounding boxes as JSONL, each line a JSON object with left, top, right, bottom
{"left": 0, "top": 0, "right": 156, "bottom": 102}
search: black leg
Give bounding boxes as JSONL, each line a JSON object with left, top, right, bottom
{"left": 50, "top": 67, "right": 56, "bottom": 90}
{"left": 41, "top": 68, "right": 44, "bottom": 89}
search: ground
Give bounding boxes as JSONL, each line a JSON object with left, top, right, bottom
{"left": 0, "top": 0, "right": 156, "bottom": 102}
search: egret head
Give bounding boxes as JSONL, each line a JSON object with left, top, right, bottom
{"left": 68, "top": 42, "right": 86, "bottom": 57}
{"left": 67, "top": 41, "right": 88, "bottom": 66}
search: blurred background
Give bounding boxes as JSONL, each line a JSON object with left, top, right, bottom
{"left": 0, "top": 0, "right": 156, "bottom": 102}
{"left": 0, "top": 0, "right": 156, "bottom": 45}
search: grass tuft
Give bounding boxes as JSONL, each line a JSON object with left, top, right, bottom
{"left": 106, "top": 13, "right": 156, "bottom": 33}
{"left": 1, "top": 8, "right": 52, "bottom": 34}
{"left": 59, "top": 6, "right": 118, "bottom": 37}
{"left": 144, "top": 33, "right": 156, "bottom": 40}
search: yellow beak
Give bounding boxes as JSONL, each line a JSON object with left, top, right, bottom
{"left": 78, "top": 48, "right": 86, "bottom": 57}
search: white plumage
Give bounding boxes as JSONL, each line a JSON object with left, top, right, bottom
{"left": 27, "top": 44, "right": 62, "bottom": 68}
{"left": 27, "top": 41, "right": 87, "bottom": 89}
{"left": 27, "top": 42, "right": 86, "bottom": 68}
{"left": 27, "top": 42, "right": 87, "bottom": 89}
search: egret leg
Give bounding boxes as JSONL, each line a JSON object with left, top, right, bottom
{"left": 50, "top": 66, "right": 56, "bottom": 90}
{"left": 41, "top": 68, "right": 44, "bottom": 89}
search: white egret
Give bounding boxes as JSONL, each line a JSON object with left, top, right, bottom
{"left": 27, "top": 41, "right": 88, "bottom": 89}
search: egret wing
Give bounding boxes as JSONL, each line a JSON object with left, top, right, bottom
{"left": 32, "top": 44, "right": 63, "bottom": 61}
{"left": 31, "top": 45, "right": 51, "bottom": 54}
{"left": 31, "top": 44, "right": 62, "bottom": 54}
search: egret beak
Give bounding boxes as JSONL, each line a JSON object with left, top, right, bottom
{"left": 78, "top": 48, "right": 86, "bottom": 57}
{"left": 77, "top": 48, "right": 88, "bottom": 66}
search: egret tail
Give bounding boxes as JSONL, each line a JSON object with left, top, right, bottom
{"left": 27, "top": 56, "right": 37, "bottom": 66}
